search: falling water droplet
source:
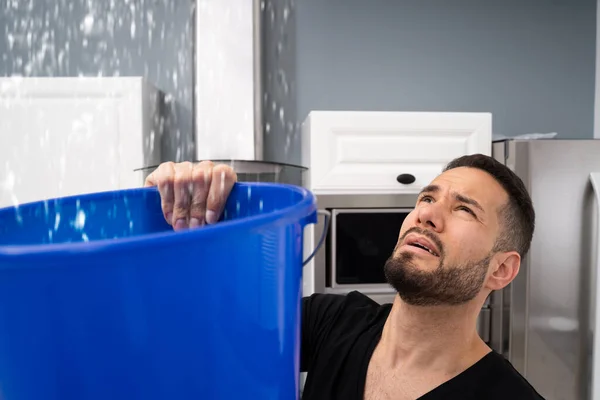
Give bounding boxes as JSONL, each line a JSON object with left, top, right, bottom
{"left": 283, "top": 7, "right": 290, "bottom": 22}
{"left": 82, "top": 14, "right": 95, "bottom": 35}
{"left": 74, "top": 209, "right": 86, "bottom": 230}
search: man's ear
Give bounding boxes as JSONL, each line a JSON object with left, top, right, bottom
{"left": 486, "top": 251, "right": 521, "bottom": 291}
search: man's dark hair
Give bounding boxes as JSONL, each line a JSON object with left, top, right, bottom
{"left": 443, "top": 154, "right": 535, "bottom": 258}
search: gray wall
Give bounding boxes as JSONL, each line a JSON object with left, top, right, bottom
{"left": 262, "top": 0, "right": 301, "bottom": 179}
{"left": 0, "top": 0, "right": 195, "bottom": 165}
{"left": 291, "top": 0, "right": 596, "bottom": 164}
{"left": 1, "top": 1, "right": 597, "bottom": 168}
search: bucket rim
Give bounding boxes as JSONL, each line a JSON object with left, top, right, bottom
{"left": 0, "top": 182, "right": 317, "bottom": 261}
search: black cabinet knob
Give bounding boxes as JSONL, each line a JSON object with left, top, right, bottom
{"left": 396, "top": 174, "right": 416, "bottom": 185}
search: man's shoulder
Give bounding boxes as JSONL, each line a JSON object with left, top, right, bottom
{"left": 303, "top": 290, "right": 390, "bottom": 315}
{"left": 475, "top": 352, "right": 545, "bottom": 399}
{"left": 300, "top": 290, "right": 391, "bottom": 378}
{"left": 302, "top": 290, "right": 391, "bottom": 331}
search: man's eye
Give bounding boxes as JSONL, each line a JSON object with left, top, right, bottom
{"left": 420, "top": 196, "right": 433, "bottom": 203}
{"left": 458, "top": 206, "right": 475, "bottom": 215}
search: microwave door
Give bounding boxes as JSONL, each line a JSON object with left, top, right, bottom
{"left": 329, "top": 208, "right": 411, "bottom": 290}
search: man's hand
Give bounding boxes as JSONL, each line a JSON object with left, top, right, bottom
{"left": 144, "top": 161, "right": 237, "bottom": 231}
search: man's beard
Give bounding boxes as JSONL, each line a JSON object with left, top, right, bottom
{"left": 384, "top": 227, "right": 491, "bottom": 306}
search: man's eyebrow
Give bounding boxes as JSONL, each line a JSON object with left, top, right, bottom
{"left": 455, "top": 193, "right": 484, "bottom": 213}
{"left": 419, "top": 184, "right": 439, "bottom": 196}
{"left": 418, "top": 184, "right": 485, "bottom": 213}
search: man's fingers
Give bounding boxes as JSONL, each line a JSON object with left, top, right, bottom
{"left": 147, "top": 162, "right": 176, "bottom": 226}
{"left": 144, "top": 161, "right": 236, "bottom": 230}
{"left": 144, "top": 173, "right": 156, "bottom": 187}
{"left": 189, "top": 161, "right": 213, "bottom": 228}
{"left": 172, "top": 161, "right": 193, "bottom": 231}
{"left": 206, "top": 164, "right": 237, "bottom": 224}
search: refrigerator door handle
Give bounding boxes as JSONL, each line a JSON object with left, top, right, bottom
{"left": 590, "top": 172, "right": 600, "bottom": 400}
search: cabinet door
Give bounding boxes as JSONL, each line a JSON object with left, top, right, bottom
{"left": 302, "top": 111, "right": 492, "bottom": 194}
{"left": 0, "top": 78, "right": 152, "bottom": 208}
{"left": 0, "top": 97, "right": 119, "bottom": 207}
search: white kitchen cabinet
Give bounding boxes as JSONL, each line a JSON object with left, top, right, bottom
{"left": 0, "top": 77, "right": 162, "bottom": 208}
{"left": 301, "top": 111, "right": 492, "bottom": 194}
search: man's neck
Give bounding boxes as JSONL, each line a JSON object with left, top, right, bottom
{"left": 377, "top": 295, "right": 490, "bottom": 374}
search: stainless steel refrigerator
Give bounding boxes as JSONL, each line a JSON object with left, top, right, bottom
{"left": 490, "top": 139, "right": 600, "bottom": 400}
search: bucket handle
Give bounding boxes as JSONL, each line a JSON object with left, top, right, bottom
{"left": 303, "top": 209, "right": 331, "bottom": 267}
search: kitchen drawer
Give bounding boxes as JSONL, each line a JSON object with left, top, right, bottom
{"left": 301, "top": 111, "right": 491, "bottom": 194}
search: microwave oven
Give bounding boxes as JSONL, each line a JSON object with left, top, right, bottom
{"left": 310, "top": 192, "right": 419, "bottom": 304}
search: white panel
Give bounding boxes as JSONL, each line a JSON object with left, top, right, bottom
{"left": 0, "top": 77, "right": 162, "bottom": 208}
{"left": 302, "top": 224, "right": 315, "bottom": 296}
{"left": 196, "top": 0, "right": 257, "bottom": 161}
{"left": 301, "top": 111, "right": 492, "bottom": 194}
{"left": 337, "top": 134, "right": 470, "bottom": 163}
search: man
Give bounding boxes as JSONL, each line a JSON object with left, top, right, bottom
{"left": 145, "top": 154, "right": 544, "bottom": 400}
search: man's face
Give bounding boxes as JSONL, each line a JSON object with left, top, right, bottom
{"left": 384, "top": 166, "right": 509, "bottom": 306}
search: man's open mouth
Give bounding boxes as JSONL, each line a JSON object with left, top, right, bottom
{"left": 405, "top": 236, "right": 440, "bottom": 257}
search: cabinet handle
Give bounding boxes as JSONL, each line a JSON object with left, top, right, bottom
{"left": 396, "top": 174, "right": 416, "bottom": 185}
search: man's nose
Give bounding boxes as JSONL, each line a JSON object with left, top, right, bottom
{"left": 416, "top": 202, "right": 444, "bottom": 232}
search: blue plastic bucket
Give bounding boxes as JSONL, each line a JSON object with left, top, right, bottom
{"left": 0, "top": 182, "right": 317, "bottom": 400}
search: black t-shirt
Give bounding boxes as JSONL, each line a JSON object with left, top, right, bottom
{"left": 300, "top": 291, "right": 545, "bottom": 400}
